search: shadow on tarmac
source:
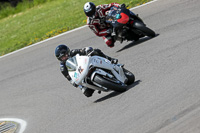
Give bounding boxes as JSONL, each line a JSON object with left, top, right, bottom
{"left": 94, "top": 80, "right": 141, "bottom": 103}
{"left": 117, "top": 34, "right": 159, "bottom": 53}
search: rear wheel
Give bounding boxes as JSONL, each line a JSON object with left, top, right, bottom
{"left": 93, "top": 75, "right": 127, "bottom": 92}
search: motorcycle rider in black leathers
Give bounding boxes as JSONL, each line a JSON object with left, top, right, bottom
{"left": 55, "top": 44, "right": 118, "bottom": 97}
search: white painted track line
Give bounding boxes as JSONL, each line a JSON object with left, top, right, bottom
{"left": 0, "top": 118, "right": 27, "bottom": 133}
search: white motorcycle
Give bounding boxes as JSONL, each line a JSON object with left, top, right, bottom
{"left": 66, "top": 53, "right": 135, "bottom": 93}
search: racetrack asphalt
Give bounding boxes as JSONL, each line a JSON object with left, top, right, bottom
{"left": 1, "top": 0, "right": 200, "bottom": 132}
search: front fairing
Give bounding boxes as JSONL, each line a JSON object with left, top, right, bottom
{"left": 90, "top": 56, "right": 112, "bottom": 69}
{"left": 90, "top": 56, "right": 128, "bottom": 84}
{"left": 66, "top": 55, "right": 90, "bottom": 85}
{"left": 106, "top": 6, "right": 130, "bottom": 28}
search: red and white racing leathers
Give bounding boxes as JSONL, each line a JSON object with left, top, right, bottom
{"left": 87, "top": 3, "right": 120, "bottom": 47}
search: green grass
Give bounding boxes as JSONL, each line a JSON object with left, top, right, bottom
{"left": 0, "top": 0, "right": 54, "bottom": 19}
{"left": 0, "top": 0, "right": 152, "bottom": 56}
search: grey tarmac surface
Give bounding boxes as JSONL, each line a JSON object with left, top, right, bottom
{"left": 1, "top": 0, "right": 200, "bottom": 132}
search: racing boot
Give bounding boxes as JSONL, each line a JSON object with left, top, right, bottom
{"left": 82, "top": 88, "right": 95, "bottom": 97}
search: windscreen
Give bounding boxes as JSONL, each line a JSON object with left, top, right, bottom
{"left": 65, "top": 56, "right": 78, "bottom": 71}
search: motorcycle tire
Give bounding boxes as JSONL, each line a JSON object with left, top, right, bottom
{"left": 93, "top": 75, "right": 127, "bottom": 92}
{"left": 123, "top": 68, "right": 135, "bottom": 85}
{"left": 133, "top": 21, "right": 156, "bottom": 37}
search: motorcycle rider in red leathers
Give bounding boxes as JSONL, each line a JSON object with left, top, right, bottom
{"left": 84, "top": 2, "right": 120, "bottom": 48}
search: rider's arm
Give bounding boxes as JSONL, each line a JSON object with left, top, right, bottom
{"left": 98, "top": 3, "right": 120, "bottom": 10}
{"left": 71, "top": 47, "right": 93, "bottom": 56}
{"left": 89, "top": 26, "right": 108, "bottom": 36}
{"left": 60, "top": 62, "right": 78, "bottom": 87}
{"left": 110, "top": 3, "right": 120, "bottom": 7}
{"left": 87, "top": 19, "right": 109, "bottom": 36}
{"left": 60, "top": 62, "right": 71, "bottom": 81}
{"left": 70, "top": 49, "right": 83, "bottom": 56}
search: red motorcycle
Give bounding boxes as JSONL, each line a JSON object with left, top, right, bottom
{"left": 106, "top": 5, "right": 155, "bottom": 43}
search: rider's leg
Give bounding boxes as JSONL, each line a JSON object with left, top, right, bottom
{"left": 103, "top": 35, "right": 115, "bottom": 48}
{"left": 93, "top": 49, "right": 118, "bottom": 64}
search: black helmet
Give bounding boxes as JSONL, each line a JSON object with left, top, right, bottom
{"left": 55, "top": 44, "right": 70, "bottom": 61}
{"left": 84, "top": 2, "right": 96, "bottom": 18}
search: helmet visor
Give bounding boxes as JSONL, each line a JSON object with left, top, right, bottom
{"left": 86, "top": 10, "right": 96, "bottom": 17}
{"left": 60, "top": 53, "right": 69, "bottom": 61}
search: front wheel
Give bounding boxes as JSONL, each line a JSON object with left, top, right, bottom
{"left": 123, "top": 68, "right": 135, "bottom": 85}
{"left": 133, "top": 21, "right": 156, "bottom": 37}
{"left": 93, "top": 75, "right": 127, "bottom": 92}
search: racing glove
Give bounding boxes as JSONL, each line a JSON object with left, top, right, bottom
{"left": 83, "top": 47, "right": 93, "bottom": 55}
{"left": 106, "top": 28, "right": 113, "bottom": 34}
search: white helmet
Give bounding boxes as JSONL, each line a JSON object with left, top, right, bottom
{"left": 84, "top": 2, "right": 96, "bottom": 17}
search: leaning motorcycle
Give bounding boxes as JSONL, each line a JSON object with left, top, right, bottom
{"left": 106, "top": 5, "right": 155, "bottom": 43}
{"left": 66, "top": 53, "right": 135, "bottom": 93}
